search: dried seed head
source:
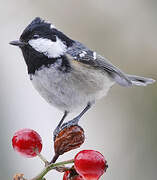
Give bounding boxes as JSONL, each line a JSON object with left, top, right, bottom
{"left": 54, "top": 125, "right": 85, "bottom": 155}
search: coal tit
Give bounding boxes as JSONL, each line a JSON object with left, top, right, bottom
{"left": 10, "top": 17, "right": 155, "bottom": 134}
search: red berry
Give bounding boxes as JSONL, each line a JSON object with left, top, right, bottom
{"left": 12, "top": 129, "right": 42, "bottom": 158}
{"left": 74, "top": 150, "right": 107, "bottom": 180}
{"left": 63, "top": 170, "right": 84, "bottom": 180}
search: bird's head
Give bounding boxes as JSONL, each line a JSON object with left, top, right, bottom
{"left": 10, "top": 17, "right": 74, "bottom": 59}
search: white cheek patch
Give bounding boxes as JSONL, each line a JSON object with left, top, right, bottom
{"left": 29, "top": 37, "right": 67, "bottom": 58}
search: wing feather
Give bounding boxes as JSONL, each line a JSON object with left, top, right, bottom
{"left": 66, "top": 41, "right": 155, "bottom": 87}
{"left": 66, "top": 46, "right": 132, "bottom": 87}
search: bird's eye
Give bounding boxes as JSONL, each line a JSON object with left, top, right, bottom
{"left": 33, "top": 34, "right": 39, "bottom": 39}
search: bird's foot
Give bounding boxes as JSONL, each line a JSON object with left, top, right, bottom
{"left": 53, "top": 117, "right": 80, "bottom": 141}
{"left": 53, "top": 127, "right": 60, "bottom": 141}
{"left": 61, "top": 117, "right": 80, "bottom": 130}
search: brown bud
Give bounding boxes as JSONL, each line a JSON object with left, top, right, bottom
{"left": 54, "top": 125, "right": 85, "bottom": 156}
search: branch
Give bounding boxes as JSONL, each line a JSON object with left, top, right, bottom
{"left": 31, "top": 159, "right": 74, "bottom": 180}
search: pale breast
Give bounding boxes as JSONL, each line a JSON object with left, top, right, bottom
{"left": 31, "top": 62, "right": 114, "bottom": 112}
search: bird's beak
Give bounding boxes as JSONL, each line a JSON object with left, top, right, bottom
{"left": 9, "top": 40, "right": 27, "bottom": 47}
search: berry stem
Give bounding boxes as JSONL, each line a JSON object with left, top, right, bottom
{"left": 31, "top": 159, "right": 74, "bottom": 180}
{"left": 35, "top": 150, "right": 49, "bottom": 167}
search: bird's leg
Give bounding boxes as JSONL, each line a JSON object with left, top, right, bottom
{"left": 53, "top": 111, "right": 69, "bottom": 140}
{"left": 51, "top": 103, "right": 92, "bottom": 163}
{"left": 61, "top": 102, "right": 92, "bottom": 129}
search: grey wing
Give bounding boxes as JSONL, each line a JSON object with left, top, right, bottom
{"left": 81, "top": 53, "right": 132, "bottom": 87}
{"left": 66, "top": 42, "right": 155, "bottom": 87}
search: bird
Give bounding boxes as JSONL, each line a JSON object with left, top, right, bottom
{"left": 10, "top": 17, "right": 155, "bottom": 137}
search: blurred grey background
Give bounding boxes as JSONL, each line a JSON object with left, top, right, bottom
{"left": 0, "top": 0, "right": 157, "bottom": 179}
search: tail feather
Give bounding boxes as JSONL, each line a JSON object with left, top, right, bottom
{"left": 127, "top": 74, "right": 156, "bottom": 86}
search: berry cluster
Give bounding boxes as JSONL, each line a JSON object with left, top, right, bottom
{"left": 12, "top": 125, "right": 108, "bottom": 179}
